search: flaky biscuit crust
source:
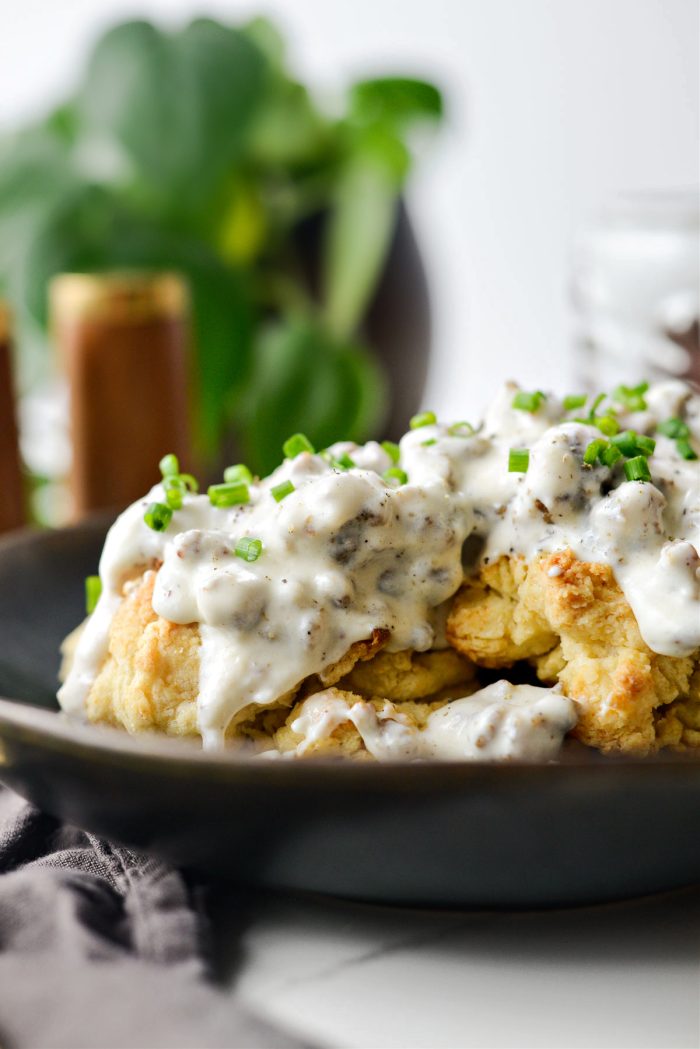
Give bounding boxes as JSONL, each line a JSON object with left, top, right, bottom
{"left": 447, "top": 550, "right": 700, "bottom": 754}
{"left": 341, "top": 647, "right": 474, "bottom": 701}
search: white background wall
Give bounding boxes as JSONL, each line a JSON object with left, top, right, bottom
{"left": 1, "top": 0, "right": 697, "bottom": 418}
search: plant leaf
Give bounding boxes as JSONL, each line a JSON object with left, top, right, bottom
{"left": 77, "top": 19, "right": 266, "bottom": 220}
{"left": 322, "top": 127, "right": 405, "bottom": 340}
{"left": 236, "top": 316, "right": 387, "bottom": 475}
{"left": 350, "top": 77, "right": 444, "bottom": 128}
{"left": 173, "top": 19, "right": 267, "bottom": 199}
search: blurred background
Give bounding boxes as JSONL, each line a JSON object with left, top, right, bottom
{"left": 0, "top": 0, "right": 697, "bottom": 527}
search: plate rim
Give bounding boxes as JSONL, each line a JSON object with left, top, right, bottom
{"left": 1, "top": 695, "right": 700, "bottom": 789}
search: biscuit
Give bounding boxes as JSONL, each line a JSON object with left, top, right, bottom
{"left": 447, "top": 550, "right": 699, "bottom": 754}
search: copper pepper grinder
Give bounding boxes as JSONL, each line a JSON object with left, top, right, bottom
{"left": 0, "top": 302, "right": 26, "bottom": 533}
{"left": 50, "top": 272, "right": 193, "bottom": 518}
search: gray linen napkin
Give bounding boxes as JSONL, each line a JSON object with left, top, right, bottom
{"left": 0, "top": 787, "right": 310, "bottom": 1049}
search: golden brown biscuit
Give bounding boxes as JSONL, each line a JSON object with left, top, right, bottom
{"left": 654, "top": 666, "right": 700, "bottom": 749}
{"left": 447, "top": 550, "right": 699, "bottom": 755}
{"left": 341, "top": 647, "right": 474, "bottom": 701}
{"left": 318, "top": 629, "right": 389, "bottom": 686}
{"left": 87, "top": 570, "right": 202, "bottom": 736}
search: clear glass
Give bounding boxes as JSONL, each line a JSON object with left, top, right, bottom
{"left": 571, "top": 191, "right": 699, "bottom": 391}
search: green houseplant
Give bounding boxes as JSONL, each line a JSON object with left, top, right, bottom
{"left": 0, "top": 16, "right": 443, "bottom": 476}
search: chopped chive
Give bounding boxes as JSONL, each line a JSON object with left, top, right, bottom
{"left": 159, "top": 453, "right": 180, "bottom": 478}
{"left": 563, "top": 394, "right": 587, "bottom": 411}
{"left": 224, "top": 463, "right": 253, "bottom": 485}
{"left": 283, "top": 432, "right": 315, "bottom": 459}
{"left": 383, "top": 467, "right": 408, "bottom": 486}
{"left": 610, "top": 430, "right": 655, "bottom": 457}
{"left": 508, "top": 448, "right": 529, "bottom": 473}
{"left": 512, "top": 390, "right": 546, "bottom": 413}
{"left": 235, "top": 536, "right": 263, "bottom": 563}
{"left": 600, "top": 443, "right": 623, "bottom": 467}
{"left": 164, "top": 485, "right": 183, "bottom": 510}
{"left": 163, "top": 473, "right": 186, "bottom": 493}
{"left": 658, "top": 417, "right": 690, "bottom": 439}
{"left": 448, "top": 421, "right": 475, "bottom": 437}
{"left": 623, "top": 456, "right": 651, "bottom": 482}
{"left": 583, "top": 439, "right": 607, "bottom": 466}
{"left": 589, "top": 393, "right": 607, "bottom": 418}
{"left": 610, "top": 430, "right": 640, "bottom": 457}
{"left": 333, "top": 453, "right": 356, "bottom": 471}
{"left": 144, "top": 502, "right": 173, "bottom": 531}
{"left": 613, "top": 382, "right": 648, "bottom": 412}
{"left": 178, "top": 473, "right": 199, "bottom": 492}
{"left": 85, "top": 575, "right": 102, "bottom": 615}
{"left": 410, "top": 411, "right": 437, "bottom": 429}
{"left": 208, "top": 482, "right": 250, "bottom": 508}
{"left": 271, "top": 479, "right": 295, "bottom": 502}
{"left": 594, "top": 415, "right": 620, "bottom": 436}
{"left": 676, "top": 438, "right": 698, "bottom": 461}
{"left": 421, "top": 438, "right": 437, "bottom": 447}
{"left": 381, "top": 440, "right": 401, "bottom": 463}
{"left": 634, "top": 434, "right": 656, "bottom": 456}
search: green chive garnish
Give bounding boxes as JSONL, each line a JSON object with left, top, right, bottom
{"left": 165, "top": 490, "right": 182, "bottom": 510}
{"left": 657, "top": 419, "right": 697, "bottom": 459}
{"left": 508, "top": 448, "right": 529, "bottom": 473}
{"left": 583, "top": 439, "right": 607, "bottom": 466}
{"left": 600, "top": 443, "right": 623, "bottom": 467}
{"left": 658, "top": 417, "right": 690, "bottom": 439}
{"left": 410, "top": 411, "right": 437, "bottom": 429}
{"left": 610, "top": 430, "right": 640, "bottom": 456}
{"left": 384, "top": 467, "right": 408, "bottom": 486}
{"left": 235, "top": 536, "right": 263, "bottom": 563}
{"left": 512, "top": 390, "right": 546, "bottom": 413}
{"left": 179, "top": 473, "right": 199, "bottom": 492}
{"left": 634, "top": 434, "right": 656, "bottom": 456}
{"left": 563, "top": 394, "right": 587, "bottom": 411}
{"left": 589, "top": 393, "right": 607, "bottom": 416}
{"left": 334, "top": 453, "right": 356, "bottom": 471}
{"left": 623, "top": 456, "right": 651, "bottom": 482}
{"left": 144, "top": 502, "right": 173, "bottom": 531}
{"left": 676, "top": 438, "right": 698, "bottom": 461}
{"left": 613, "top": 382, "right": 648, "bottom": 412}
{"left": 271, "top": 480, "right": 295, "bottom": 502}
{"left": 85, "top": 575, "right": 102, "bottom": 615}
{"left": 283, "top": 433, "right": 315, "bottom": 459}
{"left": 381, "top": 440, "right": 400, "bottom": 463}
{"left": 421, "top": 438, "right": 437, "bottom": 447}
{"left": 224, "top": 464, "right": 253, "bottom": 485}
{"left": 594, "top": 415, "right": 619, "bottom": 436}
{"left": 208, "top": 482, "right": 250, "bottom": 508}
{"left": 611, "top": 430, "right": 655, "bottom": 457}
{"left": 164, "top": 474, "right": 188, "bottom": 507}
{"left": 159, "top": 453, "right": 180, "bottom": 478}
{"left": 448, "top": 421, "right": 475, "bottom": 437}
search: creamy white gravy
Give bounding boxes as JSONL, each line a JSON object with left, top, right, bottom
{"left": 58, "top": 380, "right": 700, "bottom": 755}
{"left": 290, "top": 681, "right": 577, "bottom": 762}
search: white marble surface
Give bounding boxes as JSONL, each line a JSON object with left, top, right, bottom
{"left": 230, "top": 886, "right": 700, "bottom": 1048}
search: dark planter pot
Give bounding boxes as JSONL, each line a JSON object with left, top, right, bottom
{"left": 363, "top": 201, "right": 432, "bottom": 438}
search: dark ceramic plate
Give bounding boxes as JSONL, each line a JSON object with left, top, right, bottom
{"left": 0, "top": 519, "right": 699, "bottom": 908}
